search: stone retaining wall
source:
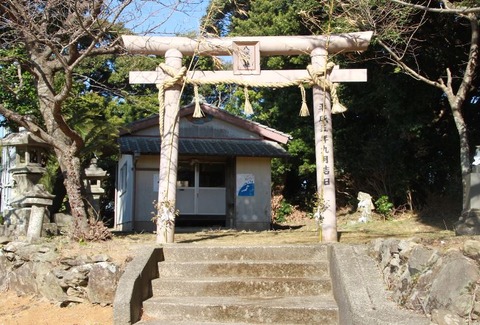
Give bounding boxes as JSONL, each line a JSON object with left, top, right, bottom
{"left": 369, "top": 238, "right": 480, "bottom": 325}
{"left": 0, "top": 239, "right": 122, "bottom": 306}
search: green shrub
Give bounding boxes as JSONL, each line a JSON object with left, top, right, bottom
{"left": 275, "top": 200, "right": 293, "bottom": 223}
{"left": 375, "top": 195, "right": 394, "bottom": 220}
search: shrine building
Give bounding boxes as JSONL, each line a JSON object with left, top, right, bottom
{"left": 114, "top": 102, "right": 290, "bottom": 232}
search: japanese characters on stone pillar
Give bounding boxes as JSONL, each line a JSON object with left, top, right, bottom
{"left": 122, "top": 33, "right": 372, "bottom": 243}
{"left": 311, "top": 48, "right": 337, "bottom": 242}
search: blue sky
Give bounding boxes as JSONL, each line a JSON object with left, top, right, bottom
{"left": 123, "top": 1, "right": 210, "bottom": 36}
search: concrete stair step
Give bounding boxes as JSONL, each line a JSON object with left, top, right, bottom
{"left": 138, "top": 321, "right": 305, "bottom": 325}
{"left": 158, "top": 260, "right": 329, "bottom": 278}
{"left": 161, "top": 244, "right": 327, "bottom": 262}
{"left": 141, "top": 295, "right": 338, "bottom": 324}
{"left": 152, "top": 276, "right": 332, "bottom": 297}
{"left": 135, "top": 319, "right": 284, "bottom": 325}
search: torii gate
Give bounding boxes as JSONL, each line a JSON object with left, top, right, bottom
{"left": 122, "top": 33, "right": 373, "bottom": 243}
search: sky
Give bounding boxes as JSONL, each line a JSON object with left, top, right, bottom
{"left": 123, "top": 0, "right": 210, "bottom": 36}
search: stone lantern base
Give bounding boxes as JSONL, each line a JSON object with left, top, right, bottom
{"left": 3, "top": 207, "right": 57, "bottom": 238}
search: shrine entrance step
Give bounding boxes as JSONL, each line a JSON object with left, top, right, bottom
{"left": 136, "top": 244, "right": 338, "bottom": 324}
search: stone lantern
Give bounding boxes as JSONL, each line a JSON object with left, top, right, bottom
{"left": 0, "top": 130, "right": 55, "bottom": 239}
{"left": 456, "top": 145, "right": 480, "bottom": 235}
{"left": 84, "top": 158, "right": 107, "bottom": 214}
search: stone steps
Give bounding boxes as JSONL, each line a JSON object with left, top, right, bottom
{"left": 142, "top": 296, "right": 338, "bottom": 324}
{"left": 138, "top": 319, "right": 314, "bottom": 325}
{"left": 152, "top": 276, "right": 332, "bottom": 297}
{"left": 160, "top": 244, "right": 327, "bottom": 261}
{"left": 158, "top": 260, "right": 329, "bottom": 278}
{"left": 139, "top": 244, "right": 338, "bottom": 324}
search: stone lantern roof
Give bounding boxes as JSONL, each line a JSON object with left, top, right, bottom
{"left": 0, "top": 130, "right": 50, "bottom": 149}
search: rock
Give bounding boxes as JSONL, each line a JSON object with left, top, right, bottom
{"left": 3, "top": 241, "right": 28, "bottom": 253}
{"left": 431, "top": 309, "right": 466, "bottom": 325}
{"left": 455, "top": 210, "right": 480, "bottom": 236}
{"left": 463, "top": 240, "right": 480, "bottom": 260}
{"left": 5, "top": 252, "right": 16, "bottom": 262}
{"left": 92, "top": 254, "right": 111, "bottom": 263}
{"left": 66, "top": 286, "right": 86, "bottom": 300}
{"left": 62, "top": 266, "right": 90, "bottom": 287}
{"left": 13, "top": 245, "right": 36, "bottom": 261}
{"left": 59, "top": 256, "right": 85, "bottom": 267}
{"left": 407, "top": 245, "right": 437, "bottom": 275}
{"left": 426, "top": 251, "right": 480, "bottom": 316}
{"left": 53, "top": 213, "right": 73, "bottom": 235}
{"left": 87, "top": 262, "right": 120, "bottom": 305}
{"left": 398, "top": 240, "right": 418, "bottom": 259}
{"left": 0, "top": 236, "right": 11, "bottom": 244}
{"left": 8, "top": 261, "right": 37, "bottom": 295}
{"left": 474, "top": 301, "right": 480, "bottom": 316}
{"left": 369, "top": 237, "right": 384, "bottom": 258}
{"left": 37, "top": 271, "right": 68, "bottom": 302}
{"left": 0, "top": 254, "right": 10, "bottom": 291}
{"left": 379, "top": 238, "right": 401, "bottom": 270}
{"left": 32, "top": 250, "right": 58, "bottom": 263}
{"left": 405, "top": 268, "right": 434, "bottom": 310}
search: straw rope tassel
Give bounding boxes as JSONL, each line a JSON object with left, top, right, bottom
{"left": 299, "top": 84, "right": 310, "bottom": 117}
{"left": 243, "top": 87, "right": 254, "bottom": 115}
{"left": 306, "top": 63, "right": 348, "bottom": 115}
{"left": 156, "top": 83, "right": 165, "bottom": 138}
{"left": 330, "top": 83, "right": 347, "bottom": 114}
{"left": 192, "top": 84, "right": 205, "bottom": 118}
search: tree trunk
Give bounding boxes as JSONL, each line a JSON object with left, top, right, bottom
{"left": 56, "top": 147, "right": 89, "bottom": 232}
{"left": 36, "top": 76, "right": 89, "bottom": 234}
{"left": 449, "top": 102, "right": 471, "bottom": 211}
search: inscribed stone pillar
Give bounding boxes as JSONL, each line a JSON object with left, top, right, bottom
{"left": 311, "top": 48, "right": 337, "bottom": 242}
{"left": 156, "top": 49, "right": 182, "bottom": 243}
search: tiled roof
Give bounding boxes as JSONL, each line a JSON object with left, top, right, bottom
{"left": 118, "top": 136, "right": 289, "bottom": 158}
{"left": 120, "top": 103, "right": 292, "bottom": 144}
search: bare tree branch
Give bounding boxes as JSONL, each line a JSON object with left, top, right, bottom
{"left": 391, "top": 0, "right": 480, "bottom": 14}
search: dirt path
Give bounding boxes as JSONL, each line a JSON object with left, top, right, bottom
{"left": 0, "top": 213, "right": 461, "bottom": 325}
{"left": 0, "top": 291, "right": 111, "bottom": 325}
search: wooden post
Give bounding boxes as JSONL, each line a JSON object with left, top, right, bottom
{"left": 157, "top": 49, "right": 182, "bottom": 244}
{"left": 311, "top": 48, "right": 337, "bottom": 242}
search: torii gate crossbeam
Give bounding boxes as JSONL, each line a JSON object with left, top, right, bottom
{"left": 122, "top": 33, "right": 373, "bottom": 56}
{"left": 122, "top": 33, "right": 373, "bottom": 243}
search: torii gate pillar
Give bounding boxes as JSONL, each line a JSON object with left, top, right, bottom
{"left": 311, "top": 48, "right": 337, "bottom": 242}
{"left": 157, "top": 49, "right": 182, "bottom": 243}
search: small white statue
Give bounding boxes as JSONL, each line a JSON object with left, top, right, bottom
{"left": 473, "top": 146, "right": 480, "bottom": 166}
{"left": 357, "top": 191, "right": 374, "bottom": 223}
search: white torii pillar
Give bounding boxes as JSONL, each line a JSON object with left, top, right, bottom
{"left": 157, "top": 49, "right": 182, "bottom": 243}
{"left": 311, "top": 48, "right": 336, "bottom": 242}
{"left": 122, "top": 33, "right": 373, "bottom": 243}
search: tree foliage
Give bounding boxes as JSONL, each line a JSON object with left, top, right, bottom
{"left": 322, "top": 0, "right": 480, "bottom": 212}
{"left": 0, "top": 0, "right": 200, "bottom": 240}
{"left": 204, "top": 0, "right": 480, "bottom": 218}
